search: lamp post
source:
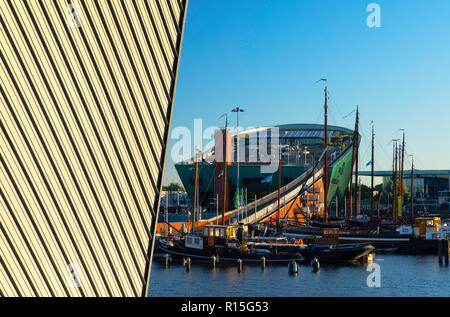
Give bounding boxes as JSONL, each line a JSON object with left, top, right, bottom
{"left": 232, "top": 107, "right": 244, "bottom": 222}
{"left": 303, "top": 146, "right": 310, "bottom": 165}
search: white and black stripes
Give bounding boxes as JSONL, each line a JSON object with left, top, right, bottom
{"left": 0, "top": 0, "right": 187, "bottom": 297}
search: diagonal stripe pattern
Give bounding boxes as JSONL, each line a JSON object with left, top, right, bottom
{"left": 0, "top": 0, "right": 187, "bottom": 297}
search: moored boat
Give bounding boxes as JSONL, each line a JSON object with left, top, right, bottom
{"left": 296, "top": 243, "right": 375, "bottom": 263}
{"left": 156, "top": 224, "right": 305, "bottom": 264}
{"left": 156, "top": 223, "right": 374, "bottom": 265}
{"left": 283, "top": 216, "right": 450, "bottom": 254}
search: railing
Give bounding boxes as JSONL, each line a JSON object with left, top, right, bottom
{"left": 225, "top": 160, "right": 324, "bottom": 225}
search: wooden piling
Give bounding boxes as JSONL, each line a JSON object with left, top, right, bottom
{"left": 446, "top": 240, "right": 449, "bottom": 265}
{"left": 311, "top": 257, "right": 320, "bottom": 271}
{"left": 444, "top": 240, "right": 449, "bottom": 265}
{"left": 164, "top": 254, "right": 170, "bottom": 268}
{"left": 438, "top": 239, "right": 443, "bottom": 264}
{"left": 185, "top": 257, "right": 191, "bottom": 272}
{"left": 288, "top": 261, "right": 298, "bottom": 274}
{"left": 438, "top": 239, "right": 449, "bottom": 265}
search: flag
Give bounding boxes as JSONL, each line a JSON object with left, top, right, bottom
{"left": 234, "top": 188, "right": 247, "bottom": 208}
{"left": 240, "top": 189, "right": 244, "bottom": 207}
{"left": 234, "top": 190, "right": 239, "bottom": 209}
{"left": 366, "top": 160, "right": 372, "bottom": 167}
{"left": 261, "top": 175, "right": 272, "bottom": 183}
{"left": 262, "top": 223, "right": 268, "bottom": 237}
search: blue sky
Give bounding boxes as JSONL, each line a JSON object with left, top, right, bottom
{"left": 164, "top": 0, "right": 450, "bottom": 185}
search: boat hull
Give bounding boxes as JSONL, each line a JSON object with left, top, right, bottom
{"left": 298, "top": 244, "right": 375, "bottom": 263}
{"left": 285, "top": 227, "right": 440, "bottom": 255}
{"left": 156, "top": 239, "right": 304, "bottom": 264}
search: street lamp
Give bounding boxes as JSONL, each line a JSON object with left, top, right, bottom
{"left": 232, "top": 107, "right": 244, "bottom": 221}
{"left": 303, "top": 146, "right": 310, "bottom": 165}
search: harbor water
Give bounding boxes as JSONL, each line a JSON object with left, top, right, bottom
{"left": 148, "top": 254, "right": 450, "bottom": 297}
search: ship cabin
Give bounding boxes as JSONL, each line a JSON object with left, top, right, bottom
{"left": 414, "top": 217, "right": 442, "bottom": 239}
{"left": 202, "top": 225, "right": 236, "bottom": 247}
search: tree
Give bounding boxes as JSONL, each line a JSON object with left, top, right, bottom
{"left": 163, "top": 182, "right": 184, "bottom": 192}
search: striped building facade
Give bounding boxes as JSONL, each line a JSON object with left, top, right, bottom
{"left": 0, "top": 0, "right": 187, "bottom": 296}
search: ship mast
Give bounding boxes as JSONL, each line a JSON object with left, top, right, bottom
{"left": 324, "top": 80, "right": 328, "bottom": 224}
{"left": 410, "top": 156, "right": 415, "bottom": 222}
{"left": 277, "top": 149, "right": 282, "bottom": 227}
{"left": 348, "top": 108, "right": 358, "bottom": 222}
{"left": 222, "top": 116, "right": 228, "bottom": 225}
{"left": 354, "top": 106, "right": 359, "bottom": 220}
{"left": 312, "top": 154, "right": 316, "bottom": 215}
{"left": 391, "top": 141, "right": 395, "bottom": 220}
{"left": 399, "top": 130, "right": 405, "bottom": 218}
{"left": 393, "top": 141, "right": 398, "bottom": 222}
{"left": 391, "top": 139, "right": 398, "bottom": 222}
{"left": 371, "top": 122, "right": 375, "bottom": 218}
{"left": 314, "top": 78, "right": 328, "bottom": 224}
{"left": 192, "top": 147, "right": 199, "bottom": 232}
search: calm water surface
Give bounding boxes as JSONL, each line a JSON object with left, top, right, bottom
{"left": 148, "top": 255, "right": 450, "bottom": 297}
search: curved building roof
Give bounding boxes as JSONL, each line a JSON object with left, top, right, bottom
{"left": 274, "top": 123, "right": 354, "bottom": 134}
{"left": 235, "top": 123, "right": 355, "bottom": 138}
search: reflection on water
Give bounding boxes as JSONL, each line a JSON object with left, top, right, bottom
{"left": 148, "top": 255, "right": 450, "bottom": 297}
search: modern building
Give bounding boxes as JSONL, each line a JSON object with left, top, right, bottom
{"left": 358, "top": 170, "right": 450, "bottom": 200}
{"left": 438, "top": 191, "right": 450, "bottom": 208}
{"left": 160, "top": 191, "right": 190, "bottom": 212}
{"left": 1, "top": 0, "right": 187, "bottom": 297}
{"left": 175, "top": 123, "right": 356, "bottom": 213}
